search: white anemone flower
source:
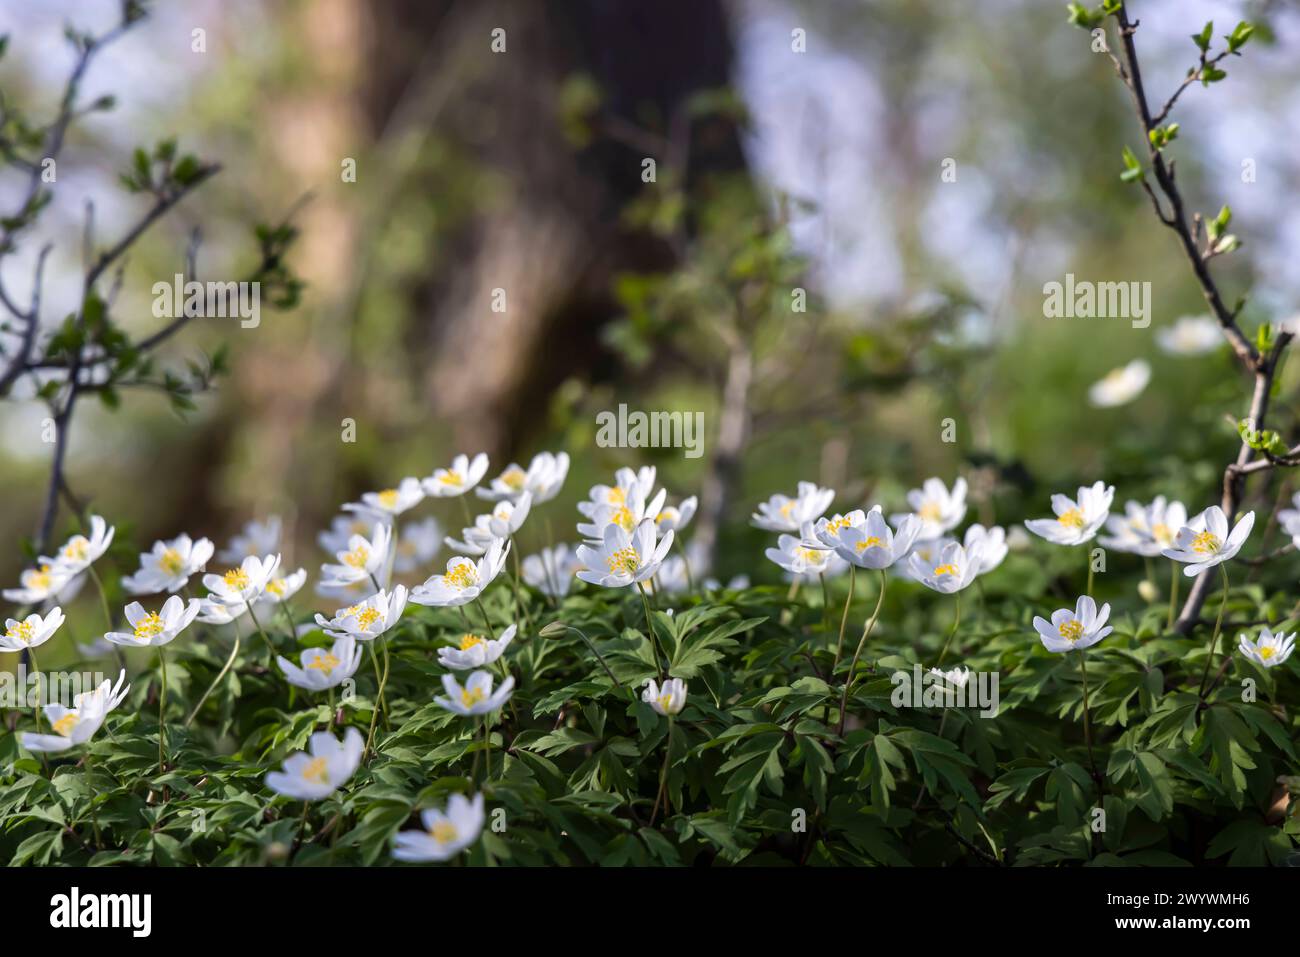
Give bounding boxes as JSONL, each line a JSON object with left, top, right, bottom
{"left": 908, "top": 540, "right": 984, "bottom": 594}
{"left": 197, "top": 598, "right": 249, "bottom": 625}
{"left": 815, "top": 507, "right": 922, "bottom": 570}
{"left": 218, "top": 516, "right": 281, "bottom": 564}
{"left": 655, "top": 495, "right": 698, "bottom": 533}
{"left": 423, "top": 453, "right": 490, "bottom": 498}
{"left": 0, "top": 608, "right": 66, "bottom": 652}
{"left": 73, "top": 668, "right": 131, "bottom": 714}
{"left": 258, "top": 567, "right": 308, "bottom": 606}
{"left": 478, "top": 451, "right": 570, "bottom": 504}
{"left": 265, "top": 728, "right": 364, "bottom": 801}
{"left": 20, "top": 694, "right": 113, "bottom": 754}
{"left": 486, "top": 492, "right": 531, "bottom": 539}
{"left": 319, "top": 525, "right": 390, "bottom": 589}
{"left": 1156, "top": 315, "right": 1222, "bottom": 356}
{"left": 1099, "top": 496, "right": 1187, "bottom": 557}
{"left": 575, "top": 519, "right": 673, "bottom": 588}
{"left": 434, "top": 670, "right": 515, "bottom": 716}
{"left": 438, "top": 623, "right": 517, "bottom": 670}
{"left": 765, "top": 534, "right": 836, "bottom": 577}
{"left": 394, "top": 517, "right": 442, "bottom": 573}
{"left": 521, "top": 544, "right": 582, "bottom": 598}
{"left": 751, "top": 481, "right": 836, "bottom": 533}
{"left": 643, "top": 677, "right": 687, "bottom": 716}
{"left": 1088, "top": 359, "right": 1151, "bottom": 408}
{"left": 898, "top": 537, "right": 952, "bottom": 582}
{"left": 1034, "top": 596, "right": 1112, "bottom": 653}
{"left": 1237, "top": 626, "right": 1296, "bottom": 669}
{"left": 577, "top": 482, "right": 666, "bottom": 542}
{"left": 317, "top": 514, "right": 375, "bottom": 557}
{"left": 1024, "top": 482, "right": 1114, "bottom": 546}
{"left": 277, "top": 635, "right": 364, "bottom": 691}
{"left": 963, "top": 524, "right": 1008, "bottom": 574}
{"left": 43, "top": 515, "right": 114, "bottom": 575}
{"left": 410, "top": 540, "right": 509, "bottom": 607}
{"left": 1161, "top": 506, "right": 1254, "bottom": 577}
{"left": 892, "top": 477, "right": 967, "bottom": 540}
{"left": 314, "top": 585, "right": 408, "bottom": 641}
{"left": 203, "top": 554, "right": 283, "bottom": 605}
{"left": 444, "top": 516, "right": 502, "bottom": 557}
{"left": 1275, "top": 492, "right": 1300, "bottom": 549}
{"left": 105, "top": 596, "right": 201, "bottom": 647}
{"left": 929, "top": 665, "right": 971, "bottom": 688}
{"left": 3, "top": 562, "right": 78, "bottom": 605}
{"left": 577, "top": 466, "right": 658, "bottom": 519}
{"left": 392, "top": 793, "right": 486, "bottom": 863}
{"left": 343, "top": 476, "right": 426, "bottom": 520}
{"left": 121, "top": 533, "right": 215, "bottom": 595}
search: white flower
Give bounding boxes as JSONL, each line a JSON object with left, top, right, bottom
{"left": 891, "top": 477, "right": 967, "bottom": 540}
{"left": 751, "top": 481, "right": 835, "bottom": 533}
{"left": 121, "top": 533, "right": 215, "bottom": 595}
{"left": 105, "top": 596, "right": 201, "bottom": 647}
{"left": 218, "top": 516, "right": 281, "bottom": 564}
{"left": 203, "top": 554, "right": 283, "bottom": 605}
{"left": 317, "top": 514, "right": 376, "bottom": 556}
{"left": 908, "top": 540, "right": 984, "bottom": 594}
{"left": 642, "top": 677, "right": 687, "bottom": 716}
{"left": 438, "top": 623, "right": 517, "bottom": 670}
{"left": 197, "top": 598, "right": 249, "bottom": 625}
{"left": 258, "top": 567, "right": 308, "bottom": 606}
{"left": 343, "top": 476, "right": 425, "bottom": 520}
{"left": 929, "top": 665, "right": 971, "bottom": 688}
{"left": 410, "top": 540, "right": 509, "bottom": 607}
{"left": 319, "top": 525, "right": 390, "bottom": 589}
{"left": 577, "top": 467, "right": 657, "bottom": 518}
{"left": 43, "top": 515, "right": 114, "bottom": 575}
{"left": 1275, "top": 492, "right": 1300, "bottom": 548}
{"left": 434, "top": 670, "right": 515, "bottom": 715}
{"left": 20, "top": 693, "right": 114, "bottom": 754}
{"left": 265, "top": 728, "right": 364, "bottom": 801}
{"left": 1024, "top": 482, "right": 1114, "bottom": 546}
{"left": 898, "top": 537, "right": 952, "bottom": 582}
{"left": 394, "top": 517, "right": 442, "bottom": 573}
{"left": 314, "top": 585, "right": 408, "bottom": 640}
{"left": 277, "top": 635, "right": 364, "bottom": 691}
{"left": 1099, "top": 496, "right": 1187, "bottom": 557}
{"left": 575, "top": 519, "right": 674, "bottom": 588}
{"left": 486, "top": 492, "right": 532, "bottom": 539}
{"left": 963, "top": 524, "right": 1008, "bottom": 573}
{"left": 577, "top": 480, "right": 666, "bottom": 541}
{"left": 1237, "top": 626, "right": 1295, "bottom": 669}
{"left": 815, "top": 506, "right": 922, "bottom": 570}
{"left": 392, "top": 793, "right": 486, "bottom": 863}
{"left": 1157, "top": 315, "right": 1222, "bottom": 356}
{"left": 0, "top": 608, "right": 65, "bottom": 652}
{"left": 3, "top": 562, "right": 78, "bottom": 605}
{"left": 765, "top": 533, "right": 836, "bottom": 577}
{"left": 1161, "top": 506, "right": 1254, "bottom": 577}
{"left": 73, "top": 668, "right": 131, "bottom": 714}
{"left": 1034, "top": 596, "right": 1112, "bottom": 653}
{"left": 444, "top": 516, "right": 501, "bottom": 557}
{"left": 478, "top": 451, "right": 569, "bottom": 504}
{"left": 423, "top": 453, "right": 490, "bottom": 498}
{"left": 1088, "top": 359, "right": 1151, "bottom": 408}
{"left": 521, "top": 544, "right": 583, "bottom": 598}
{"left": 655, "top": 495, "right": 698, "bottom": 533}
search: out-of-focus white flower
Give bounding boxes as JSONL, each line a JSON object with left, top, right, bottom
{"left": 438, "top": 623, "right": 517, "bottom": 671}
{"left": 265, "top": 728, "right": 364, "bottom": 801}
{"left": 314, "top": 586, "right": 408, "bottom": 641}
{"left": 765, "top": 534, "right": 836, "bottom": 577}
{"left": 655, "top": 495, "right": 697, "bottom": 533}
{"left": 1237, "top": 626, "right": 1295, "bottom": 669}
{"left": 317, "top": 514, "right": 375, "bottom": 557}
{"left": 392, "top": 793, "right": 485, "bottom": 863}
{"left": 1156, "top": 315, "right": 1221, "bottom": 356}
{"left": 423, "top": 453, "right": 490, "bottom": 498}
{"left": 1024, "top": 482, "right": 1114, "bottom": 546}
{"left": 752, "top": 482, "right": 835, "bottom": 533}
{"left": 203, "top": 554, "right": 282, "bottom": 605}
{"left": 0, "top": 608, "right": 65, "bottom": 652}
{"left": 76, "top": 636, "right": 115, "bottom": 658}
{"left": 434, "top": 670, "right": 515, "bottom": 715}
{"left": 394, "top": 517, "right": 442, "bottom": 574}
{"left": 1088, "top": 359, "right": 1150, "bottom": 408}
{"left": 410, "top": 541, "right": 509, "bottom": 607}
{"left": 892, "top": 477, "right": 967, "bottom": 541}
{"left": 963, "top": 524, "right": 1008, "bottom": 574}
{"left": 343, "top": 477, "right": 425, "bottom": 520}
{"left": 444, "top": 516, "right": 501, "bottom": 557}
{"left": 1275, "top": 492, "right": 1300, "bottom": 549}
{"left": 43, "top": 515, "right": 114, "bottom": 575}
{"left": 486, "top": 493, "right": 531, "bottom": 539}
{"left": 319, "top": 525, "right": 390, "bottom": 589}
{"left": 908, "top": 541, "right": 984, "bottom": 594}
{"left": 1034, "top": 596, "right": 1112, "bottom": 653}
{"left": 478, "top": 452, "right": 569, "bottom": 504}
{"left": 278, "top": 635, "right": 364, "bottom": 691}
{"left": 575, "top": 520, "right": 673, "bottom": 588}
{"left": 197, "top": 598, "right": 249, "bottom": 625}
{"left": 815, "top": 507, "right": 922, "bottom": 570}
{"left": 121, "top": 534, "right": 215, "bottom": 595}
{"left": 1099, "top": 497, "right": 1187, "bottom": 557}
{"left": 3, "top": 562, "right": 78, "bottom": 605}
{"left": 105, "top": 595, "right": 201, "bottom": 647}
{"left": 521, "top": 544, "right": 582, "bottom": 598}
{"left": 577, "top": 467, "right": 657, "bottom": 519}
{"left": 218, "top": 516, "right": 281, "bottom": 564}
{"left": 642, "top": 677, "right": 687, "bottom": 716}
{"left": 1161, "top": 506, "right": 1254, "bottom": 577}
{"left": 258, "top": 568, "right": 308, "bottom": 606}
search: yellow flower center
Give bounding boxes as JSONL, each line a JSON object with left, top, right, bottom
{"left": 919, "top": 502, "right": 942, "bottom": 522}
{"left": 825, "top": 516, "right": 852, "bottom": 534}
{"left": 133, "top": 612, "right": 165, "bottom": 641}
{"left": 376, "top": 489, "right": 399, "bottom": 509}
{"left": 444, "top": 561, "right": 478, "bottom": 590}
{"left": 439, "top": 470, "right": 463, "bottom": 486}
{"left": 501, "top": 468, "right": 526, "bottom": 490}
{"left": 308, "top": 652, "right": 341, "bottom": 674}
{"left": 431, "top": 821, "right": 459, "bottom": 844}
{"left": 62, "top": 537, "right": 89, "bottom": 562}
{"left": 6, "top": 620, "right": 36, "bottom": 644}
{"left": 1152, "top": 523, "right": 1171, "bottom": 544}
{"left": 159, "top": 548, "right": 184, "bottom": 575}
{"left": 29, "top": 565, "right": 53, "bottom": 590}
{"left": 267, "top": 578, "right": 287, "bottom": 597}
{"left": 608, "top": 487, "right": 626, "bottom": 506}
{"left": 1059, "top": 620, "right": 1085, "bottom": 642}
{"left": 1259, "top": 645, "right": 1275, "bottom": 660}
{"left": 779, "top": 500, "right": 796, "bottom": 519}
{"left": 460, "top": 686, "right": 486, "bottom": 708}
{"left": 459, "top": 633, "right": 485, "bottom": 651}
{"left": 1191, "top": 531, "right": 1220, "bottom": 554}
{"left": 606, "top": 545, "right": 640, "bottom": 574}
{"left": 933, "top": 563, "right": 958, "bottom": 577}
{"left": 855, "top": 536, "right": 885, "bottom": 552}
{"left": 301, "top": 757, "right": 330, "bottom": 784}
{"left": 797, "top": 547, "right": 824, "bottom": 563}
{"left": 612, "top": 506, "right": 636, "bottom": 531}
{"left": 354, "top": 607, "right": 383, "bottom": 630}
{"left": 659, "top": 693, "right": 675, "bottom": 712}
{"left": 223, "top": 568, "right": 251, "bottom": 590}
{"left": 1057, "top": 508, "right": 1085, "bottom": 529}
{"left": 343, "top": 545, "right": 370, "bottom": 569}
{"left": 52, "top": 713, "right": 78, "bottom": 737}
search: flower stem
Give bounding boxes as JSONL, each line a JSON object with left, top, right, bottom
{"left": 636, "top": 582, "right": 665, "bottom": 675}
{"left": 184, "top": 625, "right": 241, "bottom": 728}
{"left": 509, "top": 535, "right": 533, "bottom": 635}
{"left": 363, "top": 636, "right": 391, "bottom": 760}
{"left": 157, "top": 646, "right": 168, "bottom": 776}
{"left": 28, "top": 645, "right": 43, "bottom": 734}
{"left": 1197, "top": 564, "right": 1231, "bottom": 698}
{"left": 1167, "top": 562, "right": 1180, "bottom": 633}
{"left": 246, "top": 602, "right": 275, "bottom": 657}
{"left": 836, "top": 570, "right": 887, "bottom": 735}
{"left": 676, "top": 538, "right": 694, "bottom": 592}
{"left": 936, "top": 592, "right": 963, "bottom": 666}
{"left": 561, "top": 624, "right": 622, "bottom": 690}
{"left": 1079, "top": 650, "right": 1099, "bottom": 782}
{"left": 474, "top": 597, "right": 496, "bottom": 641}
{"left": 832, "top": 565, "right": 857, "bottom": 673}
{"left": 650, "top": 717, "right": 672, "bottom": 825}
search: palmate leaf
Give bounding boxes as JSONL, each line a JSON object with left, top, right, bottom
{"left": 1193, "top": 706, "right": 1259, "bottom": 803}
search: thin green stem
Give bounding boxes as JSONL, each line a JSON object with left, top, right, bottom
{"left": 246, "top": 601, "right": 275, "bottom": 657}
{"left": 1167, "top": 562, "right": 1180, "bottom": 633}
{"left": 936, "top": 592, "right": 964, "bottom": 667}
{"left": 1079, "top": 650, "right": 1099, "bottom": 783}
{"left": 637, "top": 582, "right": 665, "bottom": 675}
{"left": 184, "top": 623, "right": 242, "bottom": 727}
{"left": 363, "top": 636, "right": 391, "bottom": 760}
{"left": 474, "top": 597, "right": 496, "bottom": 641}
{"left": 509, "top": 536, "right": 533, "bottom": 635}
{"left": 157, "top": 646, "right": 167, "bottom": 776}
{"left": 836, "top": 570, "right": 887, "bottom": 735}
{"left": 1197, "top": 564, "right": 1231, "bottom": 698}
{"left": 650, "top": 717, "right": 672, "bottom": 825}
{"left": 28, "top": 645, "right": 43, "bottom": 734}
{"left": 832, "top": 565, "right": 857, "bottom": 672}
